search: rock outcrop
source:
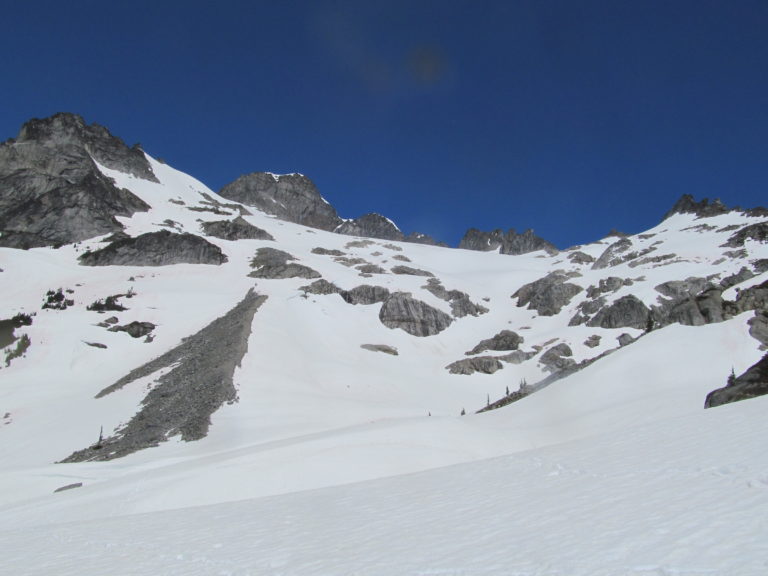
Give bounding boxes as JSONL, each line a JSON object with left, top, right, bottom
{"left": 722, "top": 222, "right": 768, "bottom": 248}
{"left": 662, "top": 194, "right": 729, "bottom": 220}
{"left": 79, "top": 230, "right": 228, "bottom": 266}
{"left": 218, "top": 172, "right": 341, "bottom": 231}
{"left": 0, "top": 113, "right": 154, "bottom": 248}
{"left": 539, "top": 343, "right": 575, "bottom": 373}
{"left": 404, "top": 232, "right": 446, "bottom": 247}
{"left": 391, "top": 265, "right": 434, "bottom": 277}
{"left": 466, "top": 330, "right": 523, "bottom": 355}
{"left": 459, "top": 228, "right": 558, "bottom": 255}
{"left": 379, "top": 292, "right": 453, "bottom": 336}
{"left": 513, "top": 272, "right": 583, "bottom": 316}
{"left": 300, "top": 279, "right": 341, "bottom": 295}
{"left": 447, "top": 356, "right": 503, "bottom": 375}
{"left": 335, "top": 213, "right": 405, "bottom": 241}
{"left": 248, "top": 247, "right": 319, "bottom": 279}
{"left": 586, "top": 295, "right": 651, "bottom": 329}
{"left": 62, "top": 290, "right": 267, "bottom": 461}
{"left": 360, "top": 344, "right": 399, "bottom": 355}
{"left": 423, "top": 278, "right": 488, "bottom": 318}
{"left": 592, "top": 238, "right": 633, "bottom": 270}
{"left": 340, "top": 285, "right": 391, "bottom": 305}
{"left": 201, "top": 216, "right": 274, "bottom": 241}
{"left": 705, "top": 352, "right": 768, "bottom": 408}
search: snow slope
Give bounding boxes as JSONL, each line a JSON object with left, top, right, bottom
{"left": 1, "top": 153, "right": 767, "bottom": 574}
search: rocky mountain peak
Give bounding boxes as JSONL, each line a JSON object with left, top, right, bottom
{"left": 662, "top": 194, "right": 729, "bottom": 221}
{"left": 458, "top": 227, "right": 558, "bottom": 255}
{"left": 335, "top": 213, "right": 405, "bottom": 241}
{"left": 218, "top": 172, "right": 342, "bottom": 231}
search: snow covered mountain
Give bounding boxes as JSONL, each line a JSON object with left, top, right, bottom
{"left": 1, "top": 114, "right": 767, "bottom": 575}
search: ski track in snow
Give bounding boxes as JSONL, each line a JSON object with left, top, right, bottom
{"left": 1, "top": 154, "right": 767, "bottom": 574}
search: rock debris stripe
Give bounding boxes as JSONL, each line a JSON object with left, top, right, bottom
{"left": 60, "top": 290, "right": 267, "bottom": 462}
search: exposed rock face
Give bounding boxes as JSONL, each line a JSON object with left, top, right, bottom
{"left": 311, "top": 247, "right": 345, "bottom": 256}
{"left": 108, "top": 321, "right": 155, "bottom": 338}
{"left": 379, "top": 292, "right": 453, "bottom": 336}
{"left": 662, "top": 288, "right": 725, "bottom": 326}
{"left": 586, "top": 276, "right": 632, "bottom": 298}
{"left": 722, "top": 222, "right": 768, "bottom": 248}
{"left": 584, "top": 334, "right": 601, "bottom": 348}
{"left": 617, "top": 333, "right": 635, "bottom": 347}
{"left": 748, "top": 312, "right": 768, "bottom": 347}
{"left": 513, "top": 272, "right": 583, "bottom": 316}
{"left": 218, "top": 172, "right": 341, "bottom": 231}
{"left": 423, "top": 278, "right": 488, "bottom": 318}
{"left": 340, "top": 285, "right": 391, "bottom": 305}
{"left": 0, "top": 113, "right": 154, "bottom": 248}
{"left": 248, "top": 247, "right": 319, "bottom": 279}
{"left": 355, "top": 263, "right": 386, "bottom": 275}
{"left": 705, "top": 352, "right": 768, "bottom": 408}
{"left": 300, "top": 279, "right": 341, "bottom": 295}
{"left": 568, "top": 251, "right": 595, "bottom": 264}
{"left": 79, "top": 230, "right": 228, "bottom": 266}
{"left": 539, "top": 343, "right": 575, "bottom": 373}
{"left": 720, "top": 267, "right": 754, "bottom": 289}
{"left": 498, "top": 350, "right": 536, "bottom": 364}
{"left": 62, "top": 290, "right": 267, "bottom": 462}
{"left": 404, "top": 232, "right": 446, "bottom": 246}
{"left": 586, "top": 295, "right": 650, "bottom": 329}
{"left": 592, "top": 238, "right": 633, "bottom": 270}
{"left": 655, "top": 277, "right": 712, "bottom": 301}
{"left": 335, "top": 213, "right": 405, "bottom": 241}
{"left": 447, "top": 356, "right": 503, "bottom": 375}
{"left": 201, "top": 216, "right": 274, "bottom": 241}
{"left": 391, "top": 265, "right": 434, "bottom": 277}
{"left": 662, "top": 194, "right": 728, "bottom": 220}
{"left": 360, "top": 344, "right": 398, "bottom": 355}
{"left": 466, "top": 330, "right": 523, "bottom": 355}
{"left": 459, "top": 228, "right": 558, "bottom": 255}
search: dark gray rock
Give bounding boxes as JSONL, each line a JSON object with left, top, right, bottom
{"left": 459, "top": 228, "right": 558, "bottom": 255}
{"left": 498, "top": 350, "right": 536, "bottom": 364}
{"left": 586, "top": 276, "right": 630, "bottom": 298}
{"left": 404, "top": 232, "right": 447, "bottom": 247}
{"left": 662, "top": 194, "right": 728, "bottom": 221}
{"left": 512, "top": 272, "right": 583, "bottom": 316}
{"left": 446, "top": 356, "right": 504, "bottom": 375}
{"left": 79, "top": 230, "right": 228, "bottom": 266}
{"left": 355, "top": 263, "right": 386, "bottom": 275}
{"left": 752, "top": 259, "right": 768, "bottom": 274}
{"left": 335, "top": 213, "right": 405, "bottom": 241}
{"left": 584, "top": 334, "right": 601, "bottom": 348}
{"left": 422, "top": 278, "right": 488, "bottom": 318}
{"left": 586, "top": 295, "right": 650, "bottom": 329}
{"left": 655, "top": 277, "right": 713, "bottom": 300}
{"left": 108, "top": 321, "right": 155, "bottom": 338}
{"left": 360, "top": 344, "right": 399, "bottom": 355}
{"left": 391, "top": 265, "right": 434, "bottom": 277}
{"left": 567, "top": 251, "right": 595, "bottom": 264}
{"left": 0, "top": 113, "right": 155, "bottom": 248}
{"left": 392, "top": 254, "right": 412, "bottom": 262}
{"left": 340, "top": 285, "right": 390, "bottom": 305}
{"left": 539, "top": 343, "right": 575, "bottom": 373}
{"left": 720, "top": 267, "right": 754, "bottom": 289}
{"left": 379, "top": 292, "right": 453, "bottom": 336}
{"left": 300, "top": 279, "right": 341, "bottom": 295}
{"left": 201, "top": 216, "right": 274, "bottom": 241}
{"left": 663, "top": 288, "right": 725, "bottom": 326}
{"left": 248, "top": 247, "right": 320, "bottom": 279}
{"left": 748, "top": 311, "right": 768, "bottom": 347}
{"left": 311, "top": 247, "right": 345, "bottom": 256}
{"left": 705, "top": 352, "right": 768, "bottom": 408}
{"left": 617, "top": 333, "right": 635, "bottom": 347}
{"left": 722, "top": 222, "right": 768, "bottom": 248}
{"left": 218, "top": 172, "right": 342, "bottom": 231}
{"left": 592, "top": 238, "right": 633, "bottom": 270}
{"left": 61, "top": 290, "right": 267, "bottom": 462}
{"left": 466, "top": 330, "right": 523, "bottom": 355}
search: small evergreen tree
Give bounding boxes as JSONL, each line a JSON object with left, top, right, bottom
{"left": 727, "top": 367, "right": 737, "bottom": 387}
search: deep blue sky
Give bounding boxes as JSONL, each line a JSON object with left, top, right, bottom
{"left": 2, "top": 1, "right": 766, "bottom": 248}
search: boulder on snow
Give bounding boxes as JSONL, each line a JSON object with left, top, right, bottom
{"left": 446, "top": 356, "right": 504, "bottom": 375}
{"left": 705, "top": 352, "right": 768, "bottom": 408}
{"left": 466, "top": 330, "right": 523, "bottom": 355}
{"left": 586, "top": 295, "right": 650, "bottom": 330}
{"left": 201, "top": 216, "right": 274, "bottom": 241}
{"left": 379, "top": 292, "right": 453, "bottom": 337}
{"left": 340, "top": 285, "right": 391, "bottom": 305}
{"left": 79, "top": 230, "right": 228, "bottom": 266}
{"left": 248, "top": 247, "right": 320, "bottom": 279}
{"left": 513, "top": 272, "right": 583, "bottom": 316}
